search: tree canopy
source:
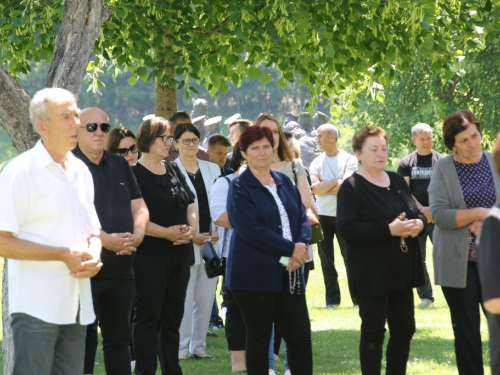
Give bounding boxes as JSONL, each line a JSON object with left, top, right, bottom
{"left": 2, "top": 0, "right": 498, "bottom": 112}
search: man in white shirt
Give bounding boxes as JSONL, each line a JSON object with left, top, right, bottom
{"left": 310, "top": 123, "right": 358, "bottom": 308}
{"left": 0, "top": 88, "right": 102, "bottom": 374}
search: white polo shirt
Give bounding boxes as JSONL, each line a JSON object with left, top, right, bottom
{"left": 0, "top": 140, "right": 101, "bottom": 325}
{"left": 309, "top": 150, "right": 358, "bottom": 217}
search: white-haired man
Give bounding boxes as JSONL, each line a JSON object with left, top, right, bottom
{"left": 310, "top": 123, "right": 358, "bottom": 308}
{"left": 397, "top": 122, "right": 443, "bottom": 306}
{"left": 0, "top": 88, "right": 102, "bottom": 374}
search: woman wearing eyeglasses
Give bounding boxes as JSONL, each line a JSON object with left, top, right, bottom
{"left": 107, "top": 124, "right": 140, "bottom": 166}
{"left": 174, "top": 123, "right": 221, "bottom": 360}
{"left": 131, "top": 117, "right": 199, "bottom": 374}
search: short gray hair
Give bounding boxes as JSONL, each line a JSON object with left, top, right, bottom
{"left": 317, "top": 123, "right": 339, "bottom": 139}
{"left": 29, "top": 88, "right": 76, "bottom": 134}
{"left": 411, "top": 123, "right": 432, "bottom": 138}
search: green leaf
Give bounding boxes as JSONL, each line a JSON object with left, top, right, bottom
{"left": 278, "top": 78, "right": 287, "bottom": 88}
{"left": 220, "top": 80, "right": 228, "bottom": 94}
{"left": 248, "top": 67, "right": 260, "bottom": 80}
{"left": 128, "top": 76, "right": 137, "bottom": 86}
{"left": 137, "top": 67, "right": 148, "bottom": 80}
{"left": 423, "top": 39, "right": 434, "bottom": 50}
{"left": 260, "top": 73, "right": 272, "bottom": 85}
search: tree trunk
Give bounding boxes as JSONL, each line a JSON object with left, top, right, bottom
{"left": 0, "top": 1, "right": 110, "bottom": 373}
{"left": 154, "top": 79, "right": 177, "bottom": 119}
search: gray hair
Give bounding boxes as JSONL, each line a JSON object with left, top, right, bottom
{"left": 317, "top": 123, "right": 339, "bottom": 139}
{"left": 29, "top": 88, "right": 76, "bottom": 134}
{"left": 411, "top": 123, "right": 432, "bottom": 138}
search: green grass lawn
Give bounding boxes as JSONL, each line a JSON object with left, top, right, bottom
{"left": 0, "top": 241, "right": 492, "bottom": 374}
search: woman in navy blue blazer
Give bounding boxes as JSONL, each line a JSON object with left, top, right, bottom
{"left": 226, "top": 126, "right": 312, "bottom": 375}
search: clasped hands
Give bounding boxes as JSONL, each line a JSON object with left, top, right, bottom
{"left": 66, "top": 243, "right": 102, "bottom": 279}
{"left": 389, "top": 212, "right": 424, "bottom": 238}
{"left": 287, "top": 242, "right": 308, "bottom": 272}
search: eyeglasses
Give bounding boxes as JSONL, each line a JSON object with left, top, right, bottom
{"left": 81, "top": 123, "right": 111, "bottom": 133}
{"left": 178, "top": 138, "right": 200, "bottom": 146}
{"left": 116, "top": 144, "right": 138, "bottom": 156}
{"left": 157, "top": 135, "right": 175, "bottom": 143}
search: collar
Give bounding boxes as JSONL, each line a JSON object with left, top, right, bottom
{"left": 72, "top": 145, "right": 107, "bottom": 166}
{"left": 34, "top": 139, "right": 75, "bottom": 169}
{"left": 239, "top": 167, "right": 286, "bottom": 188}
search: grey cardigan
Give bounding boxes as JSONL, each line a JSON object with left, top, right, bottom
{"left": 429, "top": 152, "right": 500, "bottom": 288}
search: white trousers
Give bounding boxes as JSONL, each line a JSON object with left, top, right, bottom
{"left": 178, "top": 264, "right": 218, "bottom": 355}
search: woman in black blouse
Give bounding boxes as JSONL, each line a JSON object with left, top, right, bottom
{"left": 131, "top": 117, "right": 198, "bottom": 375}
{"left": 337, "top": 126, "right": 426, "bottom": 375}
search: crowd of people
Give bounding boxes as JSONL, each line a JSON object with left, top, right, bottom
{"left": 1, "top": 87, "right": 500, "bottom": 375}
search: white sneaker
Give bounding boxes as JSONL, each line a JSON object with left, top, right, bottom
{"left": 131, "top": 360, "right": 136, "bottom": 372}
{"left": 285, "top": 370, "right": 292, "bottom": 375}
{"left": 419, "top": 298, "right": 433, "bottom": 307}
{"left": 269, "top": 370, "right": 276, "bottom": 375}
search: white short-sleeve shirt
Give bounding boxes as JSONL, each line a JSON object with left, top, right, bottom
{"left": 309, "top": 150, "right": 358, "bottom": 217}
{"left": 0, "top": 140, "right": 101, "bottom": 325}
{"left": 209, "top": 174, "right": 235, "bottom": 257}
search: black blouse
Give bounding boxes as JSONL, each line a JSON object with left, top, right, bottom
{"left": 132, "top": 161, "right": 195, "bottom": 256}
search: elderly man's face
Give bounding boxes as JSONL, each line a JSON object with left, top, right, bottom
{"left": 42, "top": 98, "right": 80, "bottom": 153}
{"left": 316, "top": 128, "right": 336, "bottom": 151}
{"left": 78, "top": 109, "right": 109, "bottom": 155}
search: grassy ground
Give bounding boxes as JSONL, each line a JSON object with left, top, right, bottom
{"left": 0, "top": 241, "right": 491, "bottom": 374}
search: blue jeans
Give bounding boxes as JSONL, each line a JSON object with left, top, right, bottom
{"left": 11, "top": 312, "right": 86, "bottom": 375}
{"left": 268, "top": 325, "right": 290, "bottom": 371}
{"left": 417, "top": 223, "right": 434, "bottom": 301}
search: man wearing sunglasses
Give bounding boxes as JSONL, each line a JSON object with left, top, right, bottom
{"left": 73, "top": 107, "right": 149, "bottom": 375}
{"left": 0, "top": 88, "right": 102, "bottom": 374}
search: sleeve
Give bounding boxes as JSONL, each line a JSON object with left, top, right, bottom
{"left": 227, "top": 179, "right": 295, "bottom": 257}
{"left": 337, "top": 178, "right": 393, "bottom": 244}
{"left": 478, "top": 211, "right": 500, "bottom": 301}
{"left": 309, "top": 157, "right": 320, "bottom": 178}
{"left": 124, "top": 160, "right": 142, "bottom": 200}
{"left": 83, "top": 167, "right": 101, "bottom": 236}
{"left": 397, "top": 154, "right": 411, "bottom": 177}
{"left": 343, "top": 154, "right": 358, "bottom": 179}
{"left": 209, "top": 177, "right": 229, "bottom": 222}
{"left": 294, "top": 159, "right": 307, "bottom": 178}
{"left": 428, "top": 158, "right": 460, "bottom": 229}
{"left": 0, "top": 163, "right": 30, "bottom": 235}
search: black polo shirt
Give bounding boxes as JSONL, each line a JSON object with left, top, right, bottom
{"left": 73, "top": 145, "right": 142, "bottom": 279}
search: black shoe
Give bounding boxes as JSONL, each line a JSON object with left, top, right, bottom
{"left": 206, "top": 329, "right": 218, "bottom": 337}
{"left": 190, "top": 353, "right": 215, "bottom": 360}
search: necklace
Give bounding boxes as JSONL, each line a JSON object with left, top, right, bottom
{"left": 289, "top": 270, "right": 301, "bottom": 294}
{"left": 186, "top": 169, "right": 199, "bottom": 180}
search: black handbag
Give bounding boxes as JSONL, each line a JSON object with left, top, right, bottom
{"left": 202, "top": 227, "right": 228, "bottom": 278}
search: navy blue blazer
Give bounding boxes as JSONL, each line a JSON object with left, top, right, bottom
{"left": 226, "top": 168, "right": 311, "bottom": 292}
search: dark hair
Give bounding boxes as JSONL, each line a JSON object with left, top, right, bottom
{"left": 442, "top": 110, "right": 481, "bottom": 151}
{"left": 173, "top": 122, "right": 201, "bottom": 141}
{"left": 136, "top": 117, "right": 170, "bottom": 153}
{"left": 352, "top": 126, "right": 388, "bottom": 153}
{"left": 106, "top": 125, "right": 136, "bottom": 154}
{"left": 239, "top": 126, "right": 274, "bottom": 153}
{"left": 253, "top": 113, "right": 293, "bottom": 162}
{"left": 208, "top": 134, "right": 231, "bottom": 149}
{"left": 284, "top": 131, "right": 293, "bottom": 141}
{"left": 168, "top": 111, "right": 191, "bottom": 128}
{"left": 230, "top": 143, "right": 244, "bottom": 171}
{"left": 228, "top": 119, "right": 251, "bottom": 132}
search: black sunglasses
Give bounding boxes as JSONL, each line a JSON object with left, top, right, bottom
{"left": 116, "top": 144, "right": 138, "bottom": 156}
{"left": 81, "top": 123, "right": 111, "bottom": 133}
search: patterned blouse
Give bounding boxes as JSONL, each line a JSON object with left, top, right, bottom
{"left": 454, "top": 153, "right": 496, "bottom": 261}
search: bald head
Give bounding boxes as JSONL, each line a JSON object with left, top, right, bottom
{"left": 80, "top": 107, "right": 109, "bottom": 125}
{"left": 78, "top": 107, "right": 110, "bottom": 161}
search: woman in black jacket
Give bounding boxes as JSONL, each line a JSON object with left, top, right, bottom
{"left": 337, "top": 126, "right": 426, "bottom": 375}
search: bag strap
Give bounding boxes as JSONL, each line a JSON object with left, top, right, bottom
{"left": 291, "top": 160, "right": 297, "bottom": 186}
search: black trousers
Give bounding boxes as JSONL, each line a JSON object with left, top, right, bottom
{"left": 83, "top": 278, "right": 135, "bottom": 375}
{"left": 224, "top": 288, "right": 247, "bottom": 351}
{"left": 318, "top": 215, "right": 354, "bottom": 305}
{"left": 441, "top": 262, "right": 486, "bottom": 375}
{"left": 132, "top": 251, "right": 191, "bottom": 375}
{"left": 231, "top": 273, "right": 313, "bottom": 375}
{"left": 358, "top": 286, "right": 415, "bottom": 375}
